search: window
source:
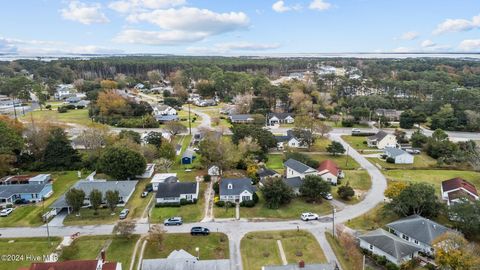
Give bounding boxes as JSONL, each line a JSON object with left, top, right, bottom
{"left": 227, "top": 183, "right": 233, "bottom": 189}
{"left": 414, "top": 240, "right": 418, "bottom": 245}
{"left": 369, "top": 244, "right": 373, "bottom": 250}
{"left": 402, "top": 235, "right": 409, "bottom": 241}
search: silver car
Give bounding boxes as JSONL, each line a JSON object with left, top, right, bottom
{"left": 119, "top": 209, "right": 129, "bottom": 219}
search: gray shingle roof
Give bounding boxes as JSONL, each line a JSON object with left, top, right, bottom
{"left": 368, "top": 130, "right": 389, "bottom": 141}
{"left": 229, "top": 114, "right": 253, "bottom": 121}
{"left": 220, "top": 178, "right": 255, "bottom": 196}
{"left": 284, "top": 177, "right": 303, "bottom": 188}
{"left": 268, "top": 113, "right": 294, "bottom": 120}
{"left": 263, "top": 264, "right": 335, "bottom": 270}
{"left": 258, "top": 168, "right": 280, "bottom": 179}
{"left": 156, "top": 182, "right": 198, "bottom": 198}
{"left": 284, "top": 159, "right": 316, "bottom": 174}
{"left": 0, "top": 184, "right": 50, "bottom": 199}
{"left": 386, "top": 215, "right": 451, "bottom": 245}
{"left": 384, "top": 147, "right": 410, "bottom": 157}
{"left": 155, "top": 115, "right": 178, "bottom": 121}
{"left": 50, "top": 180, "right": 138, "bottom": 209}
{"left": 358, "top": 229, "right": 422, "bottom": 260}
{"left": 182, "top": 149, "right": 195, "bottom": 159}
{"left": 142, "top": 258, "right": 230, "bottom": 270}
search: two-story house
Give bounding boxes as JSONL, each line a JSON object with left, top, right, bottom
{"left": 283, "top": 159, "right": 319, "bottom": 179}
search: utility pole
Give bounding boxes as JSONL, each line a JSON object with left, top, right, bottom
{"left": 332, "top": 206, "right": 336, "bottom": 238}
{"left": 42, "top": 198, "right": 51, "bottom": 246}
{"left": 345, "top": 146, "right": 349, "bottom": 167}
{"left": 188, "top": 103, "right": 192, "bottom": 135}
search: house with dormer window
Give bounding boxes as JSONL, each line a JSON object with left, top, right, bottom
{"left": 219, "top": 178, "right": 255, "bottom": 203}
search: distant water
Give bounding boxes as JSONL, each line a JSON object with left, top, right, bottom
{"left": 0, "top": 52, "right": 479, "bottom": 61}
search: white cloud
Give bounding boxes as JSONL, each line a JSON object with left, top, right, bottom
{"left": 421, "top": 39, "right": 436, "bottom": 48}
{"left": 392, "top": 47, "right": 413, "bottom": 53}
{"left": 458, "top": 39, "right": 480, "bottom": 51}
{"left": 114, "top": 29, "right": 209, "bottom": 45}
{"left": 433, "top": 14, "right": 480, "bottom": 35}
{"left": 61, "top": 1, "right": 109, "bottom": 25}
{"left": 398, "top": 31, "right": 419, "bottom": 41}
{"left": 272, "top": 1, "right": 290, "bottom": 13}
{"left": 187, "top": 42, "right": 281, "bottom": 54}
{"left": 0, "top": 38, "right": 18, "bottom": 53}
{"left": 108, "top": 0, "right": 186, "bottom": 13}
{"left": 309, "top": 0, "right": 332, "bottom": 11}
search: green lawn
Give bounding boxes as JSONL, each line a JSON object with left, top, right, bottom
{"left": 266, "top": 153, "right": 360, "bottom": 170}
{"left": 332, "top": 170, "right": 372, "bottom": 204}
{"left": 215, "top": 193, "right": 332, "bottom": 220}
{"left": 60, "top": 235, "right": 139, "bottom": 270}
{"left": 345, "top": 203, "right": 399, "bottom": 232}
{"left": 367, "top": 153, "right": 437, "bottom": 170}
{"left": 383, "top": 169, "right": 480, "bottom": 197}
{"left": 325, "top": 121, "right": 369, "bottom": 128}
{"left": 0, "top": 237, "right": 61, "bottom": 270}
{"left": 341, "top": 135, "right": 372, "bottom": 150}
{"left": 310, "top": 137, "right": 332, "bottom": 152}
{"left": 325, "top": 232, "right": 357, "bottom": 270}
{"left": 126, "top": 179, "right": 153, "bottom": 219}
{"left": 63, "top": 207, "right": 122, "bottom": 226}
{"left": 177, "top": 109, "right": 202, "bottom": 128}
{"left": 0, "top": 171, "right": 80, "bottom": 227}
{"left": 266, "top": 154, "right": 284, "bottom": 170}
{"left": 143, "top": 233, "right": 229, "bottom": 260}
{"left": 241, "top": 230, "right": 326, "bottom": 270}
{"left": 150, "top": 182, "right": 205, "bottom": 223}
{"left": 21, "top": 108, "right": 99, "bottom": 127}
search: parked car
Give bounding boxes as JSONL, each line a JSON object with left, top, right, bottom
{"left": 145, "top": 184, "right": 153, "bottom": 192}
{"left": 141, "top": 191, "right": 149, "bottom": 198}
{"left": 164, "top": 217, "right": 183, "bottom": 226}
{"left": 351, "top": 128, "right": 361, "bottom": 134}
{"left": 323, "top": 193, "right": 333, "bottom": 200}
{"left": 0, "top": 208, "right": 14, "bottom": 217}
{"left": 405, "top": 148, "right": 421, "bottom": 154}
{"left": 301, "top": 212, "right": 319, "bottom": 221}
{"left": 190, "top": 226, "right": 210, "bottom": 235}
{"left": 119, "top": 209, "right": 129, "bottom": 219}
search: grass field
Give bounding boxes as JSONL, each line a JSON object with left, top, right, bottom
{"left": 215, "top": 193, "right": 331, "bottom": 220}
{"left": 367, "top": 153, "right": 437, "bottom": 169}
{"left": 177, "top": 109, "right": 202, "bottom": 128}
{"left": 341, "top": 135, "right": 372, "bottom": 150}
{"left": 60, "top": 235, "right": 139, "bottom": 270}
{"left": 383, "top": 169, "right": 480, "bottom": 197}
{"left": 21, "top": 108, "right": 99, "bottom": 127}
{"left": 345, "top": 203, "right": 400, "bottom": 232}
{"left": 241, "top": 230, "right": 326, "bottom": 270}
{"left": 266, "top": 153, "right": 360, "bottom": 170}
{"left": 325, "top": 232, "right": 357, "bottom": 270}
{"left": 150, "top": 182, "right": 205, "bottom": 223}
{"left": 310, "top": 137, "right": 332, "bottom": 152}
{"left": 0, "top": 237, "right": 61, "bottom": 270}
{"left": 143, "top": 233, "right": 229, "bottom": 260}
{"left": 63, "top": 207, "right": 122, "bottom": 226}
{"left": 125, "top": 179, "right": 153, "bottom": 219}
{"left": 332, "top": 170, "right": 372, "bottom": 204}
{"left": 0, "top": 171, "right": 80, "bottom": 227}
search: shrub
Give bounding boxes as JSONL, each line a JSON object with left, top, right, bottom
{"left": 155, "top": 202, "right": 180, "bottom": 207}
{"left": 386, "top": 157, "right": 395, "bottom": 163}
{"left": 203, "top": 175, "right": 211, "bottom": 182}
{"left": 57, "top": 106, "right": 68, "bottom": 113}
{"left": 215, "top": 201, "right": 225, "bottom": 207}
{"left": 213, "top": 182, "right": 219, "bottom": 194}
{"left": 45, "top": 104, "right": 52, "bottom": 109}
{"left": 180, "top": 198, "right": 187, "bottom": 205}
{"left": 65, "top": 104, "right": 76, "bottom": 110}
{"left": 252, "top": 192, "right": 259, "bottom": 204}
{"left": 240, "top": 200, "right": 255, "bottom": 207}
{"left": 341, "top": 119, "right": 355, "bottom": 127}
{"left": 76, "top": 105, "right": 85, "bottom": 109}
{"left": 385, "top": 262, "right": 399, "bottom": 270}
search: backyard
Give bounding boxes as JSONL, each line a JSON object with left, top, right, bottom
{"left": 0, "top": 237, "right": 61, "bottom": 270}
{"left": 143, "top": 232, "right": 229, "bottom": 260}
{"left": 341, "top": 135, "right": 373, "bottom": 151}
{"left": 21, "top": 107, "right": 99, "bottom": 127}
{"left": 332, "top": 170, "right": 371, "bottom": 204}
{"left": 367, "top": 153, "right": 437, "bottom": 169}
{"left": 241, "top": 230, "right": 327, "bottom": 270}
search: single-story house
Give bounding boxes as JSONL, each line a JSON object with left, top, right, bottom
{"left": 219, "top": 178, "right": 255, "bottom": 203}
{"left": 194, "top": 99, "right": 217, "bottom": 107}
{"left": 136, "top": 163, "right": 155, "bottom": 179}
{"left": 151, "top": 173, "right": 178, "bottom": 191}
{"left": 155, "top": 115, "right": 179, "bottom": 123}
{"left": 50, "top": 180, "right": 138, "bottom": 215}
{"left": 262, "top": 262, "right": 335, "bottom": 270}
{"left": 275, "top": 130, "right": 308, "bottom": 150}
{"left": 367, "top": 131, "right": 397, "bottom": 149}
{"left": 20, "top": 252, "right": 122, "bottom": 270}
{"left": 154, "top": 105, "right": 177, "bottom": 116}
{"left": 258, "top": 168, "right": 281, "bottom": 182}
{"left": 229, "top": 114, "right": 254, "bottom": 124}
{"left": 0, "top": 183, "right": 53, "bottom": 206}
{"left": 441, "top": 177, "right": 479, "bottom": 205}
{"left": 284, "top": 159, "right": 318, "bottom": 179}
{"left": 358, "top": 229, "right": 421, "bottom": 266}
{"left": 0, "top": 174, "right": 51, "bottom": 185}
{"left": 181, "top": 149, "right": 196, "bottom": 165}
{"left": 208, "top": 165, "right": 221, "bottom": 176}
{"left": 384, "top": 147, "right": 414, "bottom": 164}
{"left": 375, "top": 109, "right": 403, "bottom": 121}
{"left": 134, "top": 83, "right": 145, "bottom": 90}
{"left": 386, "top": 215, "right": 452, "bottom": 255}
{"left": 156, "top": 182, "right": 199, "bottom": 204}
{"left": 142, "top": 249, "right": 230, "bottom": 270}
{"left": 317, "top": 160, "right": 343, "bottom": 185}
{"left": 267, "top": 113, "right": 295, "bottom": 125}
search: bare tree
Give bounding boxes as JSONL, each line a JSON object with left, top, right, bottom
{"left": 115, "top": 220, "right": 136, "bottom": 239}
{"left": 234, "top": 93, "right": 254, "bottom": 114}
{"left": 154, "top": 158, "right": 174, "bottom": 172}
{"left": 164, "top": 121, "right": 187, "bottom": 137}
{"left": 149, "top": 224, "right": 166, "bottom": 251}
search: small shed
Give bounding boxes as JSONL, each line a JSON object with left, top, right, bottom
{"left": 181, "top": 149, "right": 196, "bottom": 165}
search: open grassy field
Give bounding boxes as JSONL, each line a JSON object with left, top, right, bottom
{"left": 341, "top": 135, "right": 373, "bottom": 150}
{"left": 143, "top": 233, "right": 229, "bottom": 260}
{"left": 325, "top": 232, "right": 357, "bottom": 270}
{"left": 0, "top": 171, "right": 80, "bottom": 227}
{"left": 215, "top": 193, "right": 331, "bottom": 220}
{"left": 310, "top": 137, "right": 332, "bottom": 152}
{"left": 21, "top": 108, "right": 99, "bottom": 127}
{"left": 332, "top": 170, "right": 372, "bottom": 204}
{"left": 0, "top": 237, "right": 61, "bottom": 270}
{"left": 266, "top": 153, "right": 360, "bottom": 170}
{"left": 177, "top": 109, "right": 202, "bottom": 128}
{"left": 150, "top": 182, "right": 205, "bottom": 223}
{"left": 367, "top": 153, "right": 437, "bottom": 169}
{"left": 383, "top": 169, "right": 480, "bottom": 197}
{"left": 60, "top": 235, "right": 139, "bottom": 270}
{"left": 241, "top": 230, "right": 326, "bottom": 270}
{"left": 345, "top": 203, "right": 400, "bottom": 232}
{"left": 63, "top": 207, "right": 122, "bottom": 226}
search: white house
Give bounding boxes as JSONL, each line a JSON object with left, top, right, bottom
{"left": 283, "top": 159, "right": 318, "bottom": 179}
{"left": 358, "top": 229, "right": 421, "bottom": 266}
{"left": 317, "top": 160, "right": 343, "bottom": 185}
{"left": 155, "top": 182, "right": 199, "bottom": 204}
{"left": 441, "top": 177, "right": 479, "bottom": 206}
{"left": 386, "top": 215, "right": 452, "bottom": 256}
{"left": 219, "top": 178, "right": 255, "bottom": 203}
{"left": 151, "top": 173, "right": 178, "bottom": 191}
{"left": 275, "top": 130, "right": 308, "bottom": 150}
{"left": 267, "top": 113, "right": 295, "bottom": 126}
{"left": 153, "top": 105, "right": 177, "bottom": 116}
{"left": 367, "top": 131, "right": 397, "bottom": 149}
{"left": 54, "top": 84, "right": 75, "bottom": 100}
{"left": 384, "top": 147, "right": 414, "bottom": 164}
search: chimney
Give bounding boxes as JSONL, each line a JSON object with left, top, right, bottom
{"left": 101, "top": 249, "right": 106, "bottom": 263}
{"left": 298, "top": 260, "right": 305, "bottom": 268}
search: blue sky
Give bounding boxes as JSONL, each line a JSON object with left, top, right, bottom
{"left": 0, "top": 0, "right": 479, "bottom": 55}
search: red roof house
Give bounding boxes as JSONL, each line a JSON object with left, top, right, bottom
{"left": 441, "top": 177, "right": 479, "bottom": 206}
{"left": 18, "top": 251, "right": 121, "bottom": 270}
{"left": 317, "top": 160, "right": 342, "bottom": 184}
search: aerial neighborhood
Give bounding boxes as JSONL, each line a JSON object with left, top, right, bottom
{"left": 1, "top": 48, "right": 480, "bottom": 270}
